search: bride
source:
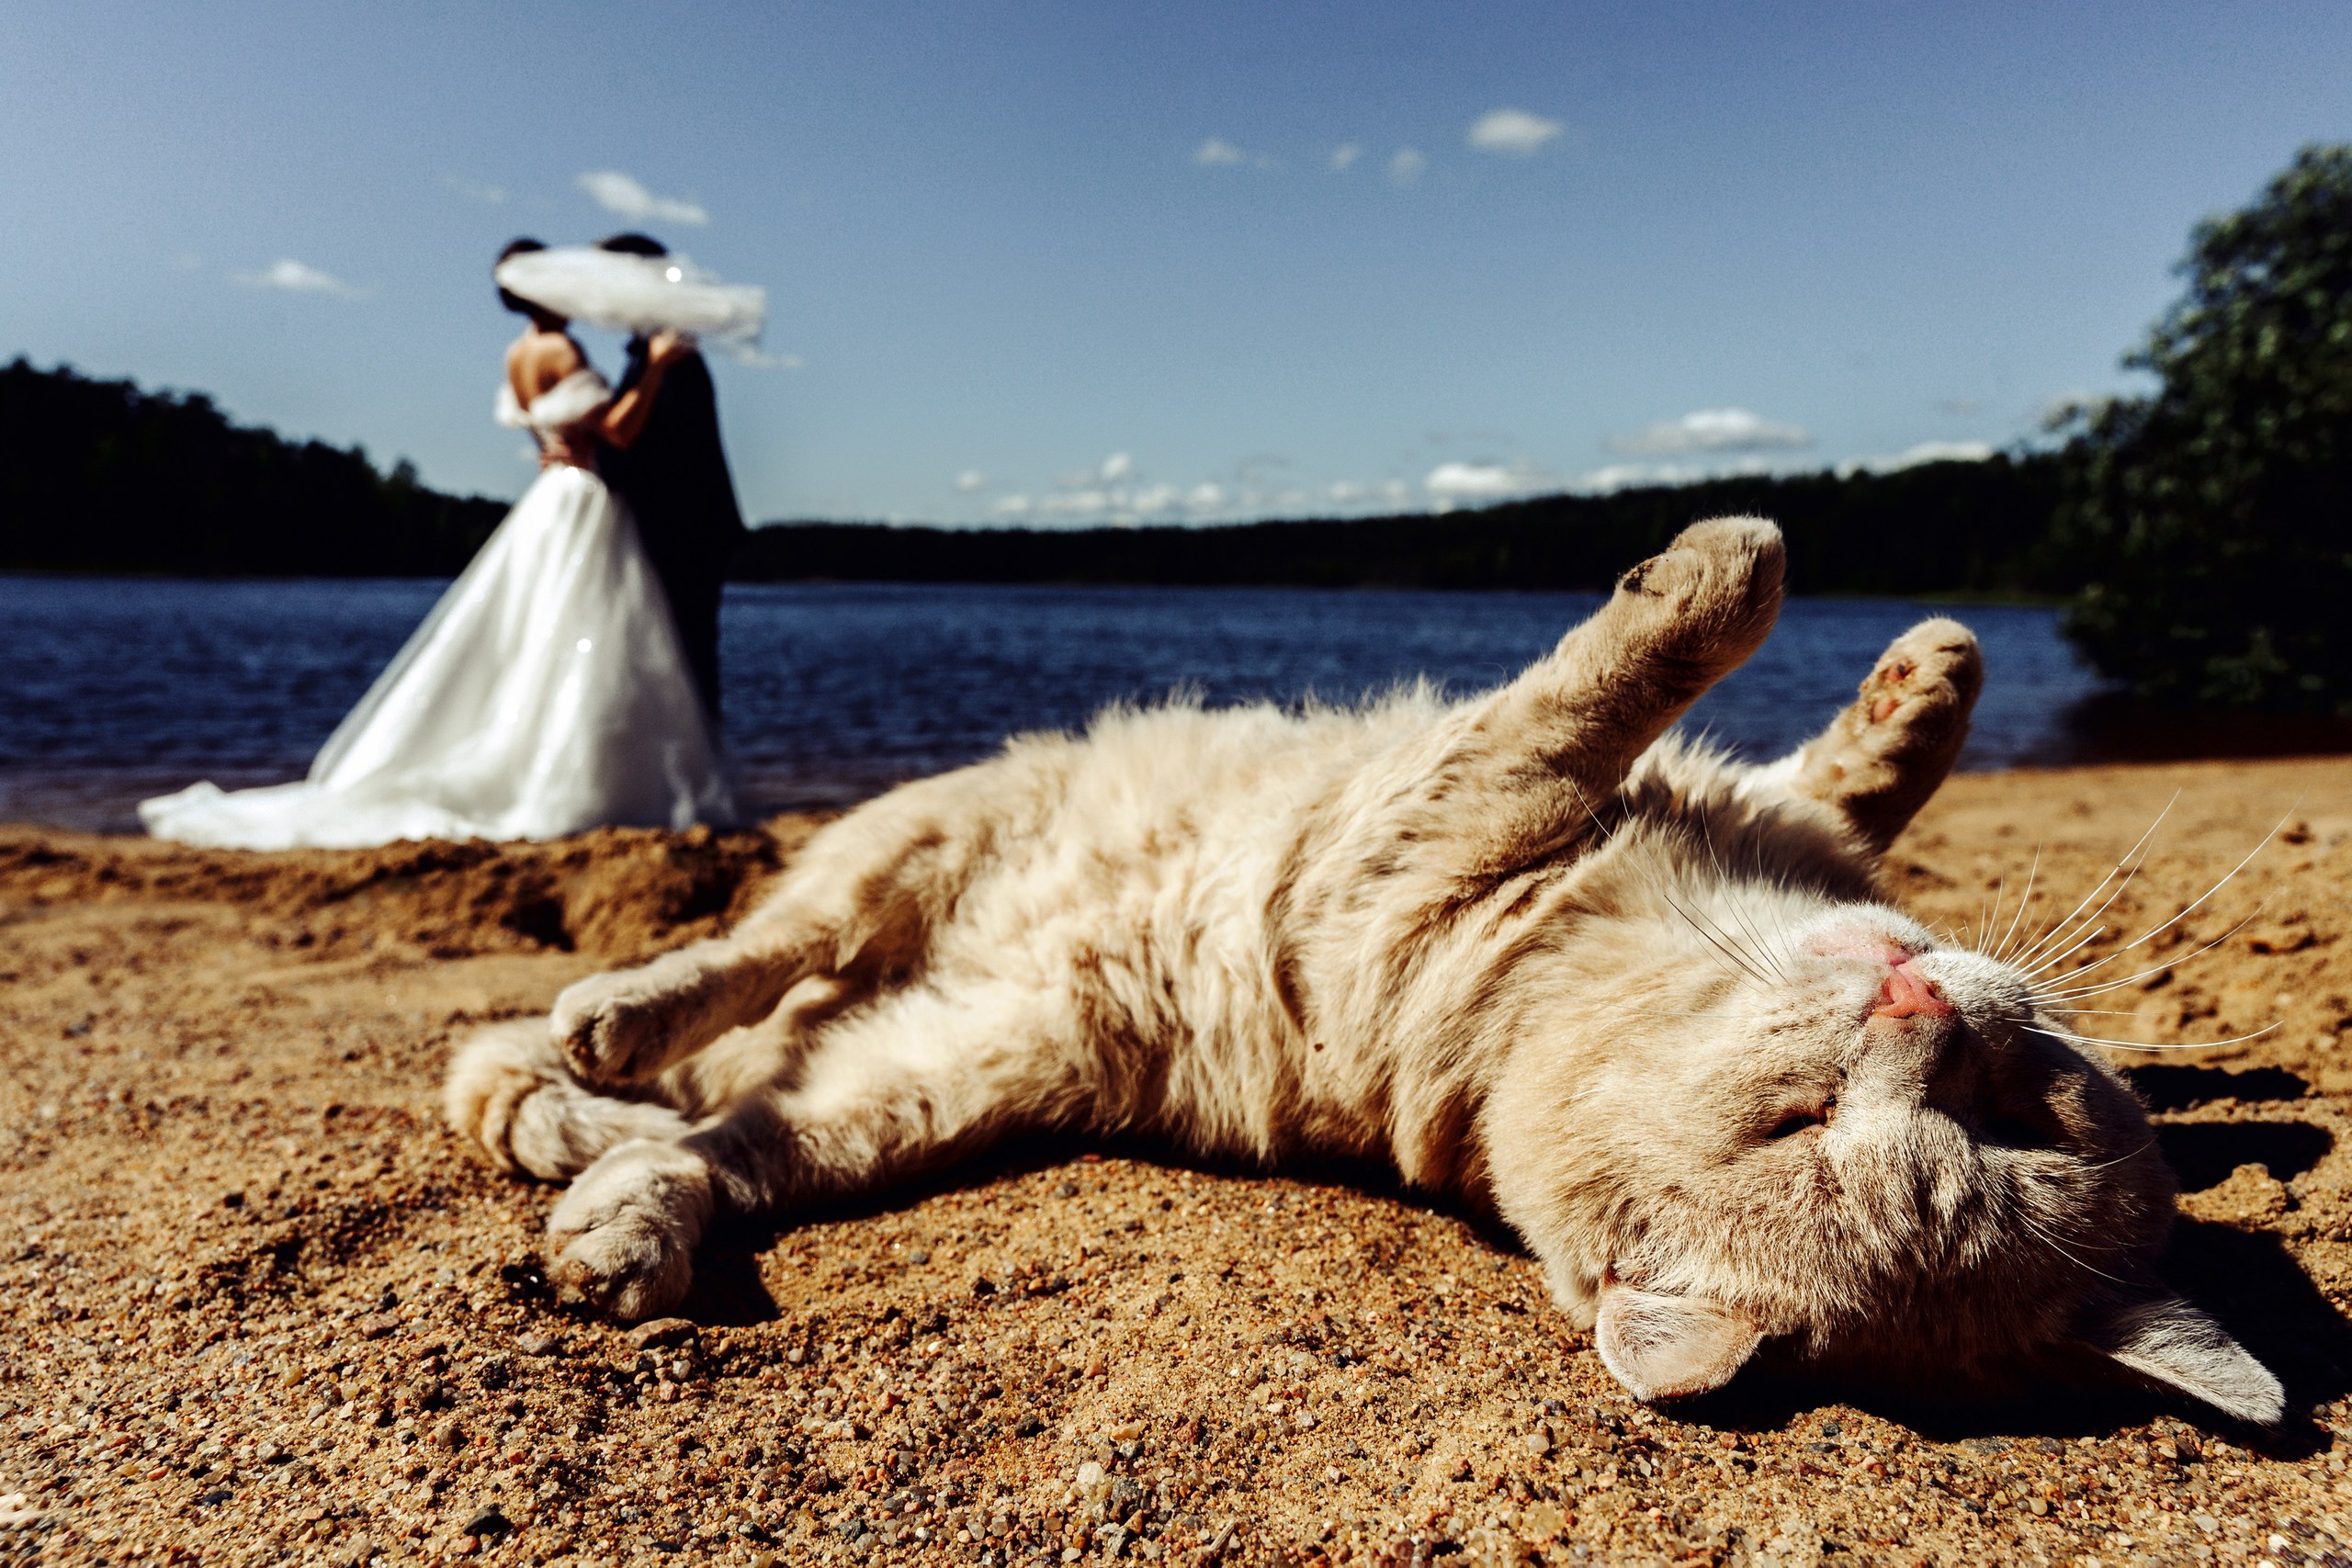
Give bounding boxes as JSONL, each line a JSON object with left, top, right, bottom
{"left": 139, "top": 239, "right": 739, "bottom": 850}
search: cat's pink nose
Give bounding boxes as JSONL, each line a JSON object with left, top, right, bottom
{"left": 1873, "top": 956, "right": 1951, "bottom": 1021}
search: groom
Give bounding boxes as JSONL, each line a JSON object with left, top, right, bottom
{"left": 594, "top": 231, "right": 747, "bottom": 721}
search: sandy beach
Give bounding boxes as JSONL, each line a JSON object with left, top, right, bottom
{"left": 4, "top": 756, "right": 2351, "bottom": 1567}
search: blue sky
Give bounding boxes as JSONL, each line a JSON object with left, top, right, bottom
{"left": 6, "top": 2, "right": 2350, "bottom": 525}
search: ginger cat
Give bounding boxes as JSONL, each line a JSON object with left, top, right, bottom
{"left": 448, "top": 518, "right": 2281, "bottom": 1421}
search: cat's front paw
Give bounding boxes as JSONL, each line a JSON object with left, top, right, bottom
{"left": 543, "top": 1139, "right": 711, "bottom": 1321}
{"left": 551, "top": 967, "right": 687, "bottom": 1086}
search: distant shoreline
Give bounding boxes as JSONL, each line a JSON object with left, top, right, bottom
{"left": 0, "top": 561, "right": 2066, "bottom": 611}
{"left": 6, "top": 361, "right": 2073, "bottom": 595}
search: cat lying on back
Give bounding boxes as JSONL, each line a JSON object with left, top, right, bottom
{"left": 447, "top": 517, "right": 2283, "bottom": 1421}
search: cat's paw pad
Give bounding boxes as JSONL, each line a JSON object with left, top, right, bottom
{"left": 543, "top": 1140, "right": 710, "bottom": 1322}
{"left": 1853, "top": 618, "right": 1982, "bottom": 747}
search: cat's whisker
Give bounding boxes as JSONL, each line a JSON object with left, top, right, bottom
{"left": 2028, "top": 907, "right": 2267, "bottom": 1002}
{"left": 2068, "top": 1139, "right": 2160, "bottom": 1178}
{"left": 2020, "top": 916, "right": 2117, "bottom": 982}
{"left": 1701, "top": 818, "right": 1787, "bottom": 981}
{"left": 1978, "top": 874, "right": 2008, "bottom": 963}
{"left": 2005, "top": 795, "right": 2177, "bottom": 973}
{"left": 2029, "top": 807, "right": 2292, "bottom": 989}
{"left": 1657, "top": 883, "right": 1776, "bottom": 987}
{"left": 2026, "top": 1021, "right": 2281, "bottom": 1054}
{"left": 1743, "top": 836, "right": 1799, "bottom": 981}
{"left": 2010, "top": 1208, "right": 2134, "bottom": 1285}
{"left": 1568, "top": 779, "right": 1773, "bottom": 987}
{"left": 1989, "top": 847, "right": 2043, "bottom": 964}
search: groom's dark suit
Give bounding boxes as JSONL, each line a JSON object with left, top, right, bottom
{"left": 601, "top": 340, "right": 745, "bottom": 719}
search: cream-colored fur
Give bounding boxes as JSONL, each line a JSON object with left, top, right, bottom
{"left": 444, "top": 517, "right": 2283, "bottom": 1421}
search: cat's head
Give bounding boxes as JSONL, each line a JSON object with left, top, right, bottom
{"left": 1490, "top": 803, "right": 2284, "bottom": 1425}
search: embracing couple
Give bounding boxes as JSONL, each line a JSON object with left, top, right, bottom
{"left": 141, "top": 234, "right": 750, "bottom": 851}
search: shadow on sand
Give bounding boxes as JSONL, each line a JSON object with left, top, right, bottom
{"left": 595, "top": 1111, "right": 2352, "bottom": 1449}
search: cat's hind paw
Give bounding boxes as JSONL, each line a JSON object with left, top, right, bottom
{"left": 1853, "top": 617, "right": 1983, "bottom": 741}
{"left": 543, "top": 1139, "right": 711, "bottom": 1322}
{"left": 1607, "top": 516, "right": 1785, "bottom": 681}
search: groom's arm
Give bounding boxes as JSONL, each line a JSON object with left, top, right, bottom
{"left": 597, "top": 333, "right": 695, "bottom": 451}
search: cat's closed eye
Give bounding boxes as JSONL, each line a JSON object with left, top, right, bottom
{"left": 1764, "top": 1095, "right": 1836, "bottom": 1141}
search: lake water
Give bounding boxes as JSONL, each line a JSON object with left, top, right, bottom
{"left": 0, "top": 575, "right": 2112, "bottom": 832}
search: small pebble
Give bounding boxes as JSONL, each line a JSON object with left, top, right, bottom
{"left": 514, "top": 1331, "right": 562, "bottom": 1357}
{"left": 627, "top": 1317, "right": 696, "bottom": 1350}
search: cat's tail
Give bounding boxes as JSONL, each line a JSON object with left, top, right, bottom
{"left": 444, "top": 1020, "right": 693, "bottom": 1180}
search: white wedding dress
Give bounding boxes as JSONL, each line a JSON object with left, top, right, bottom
{"left": 140, "top": 369, "right": 738, "bottom": 850}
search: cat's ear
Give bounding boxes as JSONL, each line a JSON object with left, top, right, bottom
{"left": 2081, "top": 1292, "right": 2285, "bottom": 1425}
{"left": 1774, "top": 617, "right": 1982, "bottom": 853}
{"left": 1595, "top": 1280, "right": 1763, "bottom": 1402}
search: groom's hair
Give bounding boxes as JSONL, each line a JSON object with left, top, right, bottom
{"left": 495, "top": 237, "right": 550, "bottom": 319}
{"left": 597, "top": 232, "right": 669, "bottom": 258}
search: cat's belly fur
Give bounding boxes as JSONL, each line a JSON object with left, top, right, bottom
{"left": 801, "top": 696, "right": 1462, "bottom": 1179}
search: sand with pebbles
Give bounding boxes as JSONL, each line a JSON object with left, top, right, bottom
{"left": 5, "top": 756, "right": 2352, "bottom": 1567}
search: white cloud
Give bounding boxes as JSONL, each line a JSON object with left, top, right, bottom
{"left": 1424, "top": 460, "right": 1551, "bottom": 512}
{"left": 1326, "top": 479, "right": 1409, "bottom": 507}
{"left": 1606, "top": 408, "right": 1813, "bottom": 456}
{"left": 232, "top": 258, "right": 367, "bottom": 299}
{"left": 1193, "top": 138, "right": 1248, "bottom": 167}
{"left": 1330, "top": 143, "right": 1362, "bottom": 171}
{"left": 1577, "top": 461, "right": 1706, "bottom": 493}
{"left": 1577, "top": 456, "right": 1789, "bottom": 492}
{"left": 1388, "top": 147, "right": 1428, "bottom": 186}
{"left": 442, "top": 174, "right": 507, "bottom": 205}
{"left": 954, "top": 469, "right": 988, "bottom": 493}
{"left": 576, "top": 169, "right": 709, "bottom": 227}
{"left": 1039, "top": 489, "right": 1113, "bottom": 517}
{"left": 1835, "top": 440, "right": 1996, "bottom": 479}
{"left": 716, "top": 344, "right": 803, "bottom": 370}
{"left": 967, "top": 460, "right": 1424, "bottom": 526}
{"left": 1468, "top": 108, "right": 1566, "bottom": 157}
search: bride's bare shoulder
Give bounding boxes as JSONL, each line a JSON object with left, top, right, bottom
{"left": 506, "top": 330, "right": 586, "bottom": 401}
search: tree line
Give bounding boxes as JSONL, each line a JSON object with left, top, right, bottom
{"left": 733, "top": 455, "right": 2066, "bottom": 599}
{"left": 0, "top": 354, "right": 2066, "bottom": 597}
{"left": 0, "top": 356, "right": 506, "bottom": 578}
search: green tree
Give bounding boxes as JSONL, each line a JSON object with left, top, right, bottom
{"left": 2056, "top": 144, "right": 2352, "bottom": 710}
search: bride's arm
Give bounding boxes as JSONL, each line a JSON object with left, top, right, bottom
{"left": 596, "top": 331, "right": 695, "bottom": 451}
